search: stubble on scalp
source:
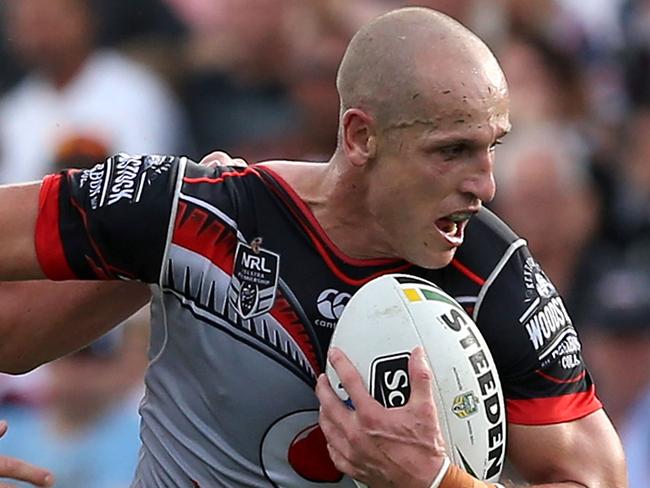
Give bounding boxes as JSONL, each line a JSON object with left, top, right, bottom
{"left": 336, "top": 7, "right": 507, "bottom": 133}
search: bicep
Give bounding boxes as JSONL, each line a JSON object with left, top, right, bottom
{"left": 507, "top": 409, "right": 627, "bottom": 487}
{"left": 0, "top": 280, "right": 150, "bottom": 373}
{"left": 0, "top": 182, "right": 44, "bottom": 280}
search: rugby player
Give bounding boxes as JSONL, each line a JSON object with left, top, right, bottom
{"left": 0, "top": 7, "right": 627, "bottom": 488}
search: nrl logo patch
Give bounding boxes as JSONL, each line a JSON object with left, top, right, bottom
{"left": 452, "top": 391, "right": 480, "bottom": 419}
{"left": 228, "top": 238, "right": 280, "bottom": 320}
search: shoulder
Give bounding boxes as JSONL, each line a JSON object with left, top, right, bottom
{"left": 454, "top": 207, "right": 527, "bottom": 282}
{"left": 256, "top": 160, "right": 325, "bottom": 183}
{"left": 180, "top": 163, "right": 272, "bottom": 226}
{"left": 467, "top": 207, "right": 522, "bottom": 245}
{"left": 182, "top": 162, "right": 266, "bottom": 191}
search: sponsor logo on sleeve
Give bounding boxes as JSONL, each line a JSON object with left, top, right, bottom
{"left": 79, "top": 161, "right": 107, "bottom": 210}
{"left": 228, "top": 238, "right": 280, "bottom": 320}
{"left": 79, "top": 154, "right": 163, "bottom": 209}
{"left": 523, "top": 257, "right": 556, "bottom": 302}
{"left": 104, "top": 155, "right": 145, "bottom": 206}
{"left": 144, "top": 154, "right": 174, "bottom": 178}
{"left": 519, "top": 259, "right": 582, "bottom": 369}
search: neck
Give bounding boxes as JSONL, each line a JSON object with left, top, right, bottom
{"left": 303, "top": 153, "right": 398, "bottom": 260}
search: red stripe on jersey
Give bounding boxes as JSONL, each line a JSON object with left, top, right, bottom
{"left": 35, "top": 174, "right": 77, "bottom": 280}
{"left": 301, "top": 220, "right": 412, "bottom": 286}
{"left": 450, "top": 259, "right": 486, "bottom": 286}
{"left": 257, "top": 166, "right": 403, "bottom": 267}
{"left": 172, "top": 201, "right": 321, "bottom": 373}
{"left": 256, "top": 166, "right": 411, "bottom": 285}
{"left": 270, "top": 292, "right": 321, "bottom": 375}
{"left": 172, "top": 202, "right": 237, "bottom": 275}
{"left": 183, "top": 167, "right": 259, "bottom": 185}
{"left": 535, "top": 369, "right": 586, "bottom": 384}
{"left": 506, "top": 386, "right": 603, "bottom": 425}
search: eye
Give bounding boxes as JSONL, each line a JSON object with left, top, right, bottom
{"left": 439, "top": 143, "right": 468, "bottom": 161}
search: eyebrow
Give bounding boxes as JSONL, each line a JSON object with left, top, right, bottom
{"left": 426, "top": 127, "right": 511, "bottom": 147}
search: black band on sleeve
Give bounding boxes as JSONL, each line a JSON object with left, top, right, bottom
{"left": 55, "top": 153, "right": 184, "bottom": 283}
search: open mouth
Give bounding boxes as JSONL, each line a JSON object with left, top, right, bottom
{"left": 434, "top": 212, "right": 473, "bottom": 246}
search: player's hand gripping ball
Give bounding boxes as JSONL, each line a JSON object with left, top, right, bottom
{"left": 322, "top": 274, "right": 506, "bottom": 486}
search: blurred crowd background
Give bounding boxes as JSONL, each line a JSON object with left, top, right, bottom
{"left": 0, "top": 0, "right": 649, "bottom": 486}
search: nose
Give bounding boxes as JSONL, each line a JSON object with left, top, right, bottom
{"left": 459, "top": 154, "right": 496, "bottom": 203}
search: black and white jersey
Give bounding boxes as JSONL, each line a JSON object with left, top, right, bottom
{"left": 35, "top": 154, "right": 602, "bottom": 487}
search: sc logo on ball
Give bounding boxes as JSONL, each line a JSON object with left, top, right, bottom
{"left": 370, "top": 352, "right": 411, "bottom": 408}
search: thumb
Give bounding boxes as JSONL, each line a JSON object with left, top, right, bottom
{"left": 407, "top": 346, "right": 436, "bottom": 407}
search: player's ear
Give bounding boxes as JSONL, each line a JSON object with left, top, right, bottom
{"left": 341, "top": 108, "right": 377, "bottom": 167}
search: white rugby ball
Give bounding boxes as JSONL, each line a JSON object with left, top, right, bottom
{"left": 326, "top": 274, "right": 506, "bottom": 483}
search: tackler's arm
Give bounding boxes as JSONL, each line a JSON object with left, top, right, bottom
{"left": 0, "top": 280, "right": 150, "bottom": 374}
{"left": 0, "top": 420, "right": 54, "bottom": 487}
{"left": 0, "top": 181, "right": 43, "bottom": 280}
{"left": 0, "top": 180, "right": 151, "bottom": 373}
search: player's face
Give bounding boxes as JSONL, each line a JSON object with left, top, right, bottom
{"left": 366, "top": 80, "right": 510, "bottom": 269}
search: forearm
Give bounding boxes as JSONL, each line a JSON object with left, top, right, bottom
{"left": 436, "top": 476, "right": 587, "bottom": 488}
{"left": 432, "top": 470, "right": 584, "bottom": 488}
{"left": 505, "top": 412, "right": 627, "bottom": 488}
{"left": 0, "top": 182, "right": 44, "bottom": 280}
{"left": 496, "top": 464, "right": 625, "bottom": 487}
{"left": 0, "top": 280, "right": 150, "bottom": 373}
{"left": 432, "top": 462, "right": 619, "bottom": 488}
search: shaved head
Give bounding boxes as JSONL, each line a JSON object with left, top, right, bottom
{"left": 336, "top": 7, "right": 507, "bottom": 131}
{"left": 315, "top": 7, "right": 511, "bottom": 269}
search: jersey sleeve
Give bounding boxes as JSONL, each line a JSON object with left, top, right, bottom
{"left": 35, "top": 153, "right": 188, "bottom": 283}
{"left": 475, "top": 244, "right": 602, "bottom": 425}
